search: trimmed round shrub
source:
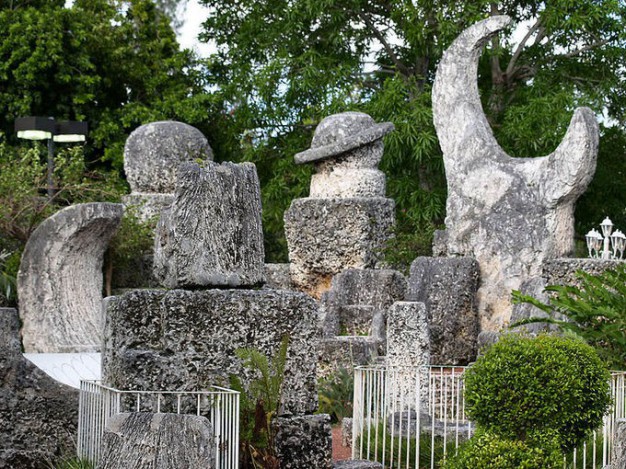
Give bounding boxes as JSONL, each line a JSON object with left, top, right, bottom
{"left": 443, "top": 430, "right": 562, "bottom": 469}
{"left": 463, "top": 334, "right": 611, "bottom": 452}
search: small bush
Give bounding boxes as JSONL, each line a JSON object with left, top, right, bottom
{"left": 463, "top": 334, "right": 611, "bottom": 452}
{"left": 443, "top": 430, "right": 562, "bottom": 469}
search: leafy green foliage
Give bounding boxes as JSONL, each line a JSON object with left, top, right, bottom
{"left": 0, "top": 0, "right": 221, "bottom": 170}
{"left": 444, "top": 430, "right": 562, "bottom": 469}
{"left": 0, "top": 249, "right": 17, "bottom": 305}
{"left": 512, "top": 265, "right": 626, "bottom": 370}
{"left": 199, "top": 0, "right": 626, "bottom": 261}
{"left": 229, "top": 335, "right": 289, "bottom": 469}
{"left": 0, "top": 139, "right": 124, "bottom": 250}
{"left": 463, "top": 334, "right": 611, "bottom": 452}
{"left": 106, "top": 206, "right": 157, "bottom": 294}
{"left": 317, "top": 367, "right": 353, "bottom": 424}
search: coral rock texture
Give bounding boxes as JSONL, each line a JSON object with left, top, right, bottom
{"left": 18, "top": 202, "right": 123, "bottom": 352}
{"left": 432, "top": 16, "right": 598, "bottom": 330}
{"left": 153, "top": 161, "right": 265, "bottom": 288}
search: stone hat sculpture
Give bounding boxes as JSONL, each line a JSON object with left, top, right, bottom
{"left": 294, "top": 112, "right": 394, "bottom": 165}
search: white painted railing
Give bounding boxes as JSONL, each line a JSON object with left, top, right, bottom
{"left": 353, "top": 366, "right": 626, "bottom": 469}
{"left": 78, "top": 381, "right": 240, "bottom": 469}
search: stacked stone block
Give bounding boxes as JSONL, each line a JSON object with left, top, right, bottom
{"left": 285, "top": 112, "right": 396, "bottom": 297}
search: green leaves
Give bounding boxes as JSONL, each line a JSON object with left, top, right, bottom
{"left": 230, "top": 335, "right": 289, "bottom": 468}
{"left": 463, "top": 334, "right": 611, "bottom": 453}
{"left": 512, "top": 265, "right": 626, "bottom": 370}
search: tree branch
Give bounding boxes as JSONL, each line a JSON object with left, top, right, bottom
{"left": 357, "top": 11, "right": 411, "bottom": 77}
{"left": 560, "top": 39, "right": 611, "bottom": 59}
{"left": 506, "top": 18, "right": 542, "bottom": 78}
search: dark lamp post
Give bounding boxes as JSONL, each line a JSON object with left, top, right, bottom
{"left": 14, "top": 116, "right": 88, "bottom": 199}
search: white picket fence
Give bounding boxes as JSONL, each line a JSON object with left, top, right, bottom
{"left": 352, "top": 365, "right": 626, "bottom": 469}
{"left": 77, "top": 381, "right": 240, "bottom": 469}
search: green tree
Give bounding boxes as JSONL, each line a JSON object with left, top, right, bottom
{"left": 0, "top": 0, "right": 224, "bottom": 170}
{"left": 199, "top": 0, "right": 626, "bottom": 263}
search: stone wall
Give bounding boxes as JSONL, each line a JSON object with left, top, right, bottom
{"left": 102, "top": 288, "right": 320, "bottom": 415}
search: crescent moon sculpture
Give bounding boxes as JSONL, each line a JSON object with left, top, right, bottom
{"left": 18, "top": 202, "right": 123, "bottom": 352}
{"left": 432, "top": 16, "right": 598, "bottom": 330}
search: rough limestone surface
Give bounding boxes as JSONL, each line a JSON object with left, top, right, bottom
{"left": 124, "top": 121, "right": 213, "bottom": 194}
{"left": 121, "top": 192, "right": 174, "bottom": 222}
{"left": 321, "top": 268, "right": 406, "bottom": 337}
{"left": 610, "top": 419, "right": 626, "bottom": 469}
{"left": 102, "top": 289, "right": 320, "bottom": 415}
{"left": 18, "top": 202, "right": 123, "bottom": 353}
{"left": 386, "top": 301, "right": 430, "bottom": 406}
{"left": 0, "top": 308, "right": 79, "bottom": 468}
{"left": 432, "top": 16, "right": 598, "bottom": 331}
{"left": 153, "top": 161, "right": 265, "bottom": 288}
{"left": 407, "top": 257, "right": 480, "bottom": 365}
{"left": 98, "top": 413, "right": 215, "bottom": 469}
{"left": 318, "top": 336, "right": 384, "bottom": 380}
{"left": 285, "top": 198, "right": 395, "bottom": 296}
{"left": 334, "top": 461, "right": 383, "bottom": 469}
{"left": 341, "top": 417, "right": 353, "bottom": 447}
{"left": 264, "top": 263, "right": 294, "bottom": 290}
{"left": 543, "top": 258, "right": 625, "bottom": 286}
{"left": 274, "top": 414, "right": 332, "bottom": 469}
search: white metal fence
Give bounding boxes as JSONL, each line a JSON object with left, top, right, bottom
{"left": 352, "top": 366, "right": 626, "bottom": 469}
{"left": 78, "top": 381, "right": 240, "bottom": 469}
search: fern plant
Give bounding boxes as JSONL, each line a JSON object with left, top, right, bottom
{"left": 512, "top": 265, "right": 626, "bottom": 370}
{"left": 230, "top": 335, "right": 289, "bottom": 469}
{"left": 318, "top": 367, "right": 354, "bottom": 424}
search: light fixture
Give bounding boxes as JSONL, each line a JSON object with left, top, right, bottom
{"left": 586, "top": 218, "right": 625, "bottom": 260}
{"left": 53, "top": 121, "right": 88, "bottom": 142}
{"left": 14, "top": 116, "right": 55, "bottom": 140}
{"left": 15, "top": 116, "right": 88, "bottom": 199}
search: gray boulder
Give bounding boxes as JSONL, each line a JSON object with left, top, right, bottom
{"left": 97, "top": 413, "right": 215, "bottom": 469}
{"left": 432, "top": 16, "right": 598, "bottom": 331}
{"left": 284, "top": 199, "right": 395, "bottom": 297}
{"left": 386, "top": 301, "right": 430, "bottom": 406}
{"left": 0, "top": 308, "right": 79, "bottom": 468}
{"left": 18, "top": 202, "right": 123, "bottom": 352}
{"left": 153, "top": 161, "right": 265, "bottom": 288}
{"left": 274, "top": 414, "right": 332, "bottom": 469}
{"left": 124, "top": 121, "right": 213, "bottom": 194}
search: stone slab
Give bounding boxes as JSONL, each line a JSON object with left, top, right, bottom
{"left": 153, "top": 161, "right": 265, "bottom": 288}
{"left": 284, "top": 198, "right": 395, "bottom": 297}
{"left": 274, "top": 414, "right": 332, "bottom": 469}
{"left": 98, "top": 413, "right": 215, "bottom": 469}
{"left": 102, "top": 289, "right": 320, "bottom": 415}
{"left": 407, "top": 257, "right": 480, "bottom": 365}
{"left": 18, "top": 202, "right": 123, "bottom": 353}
